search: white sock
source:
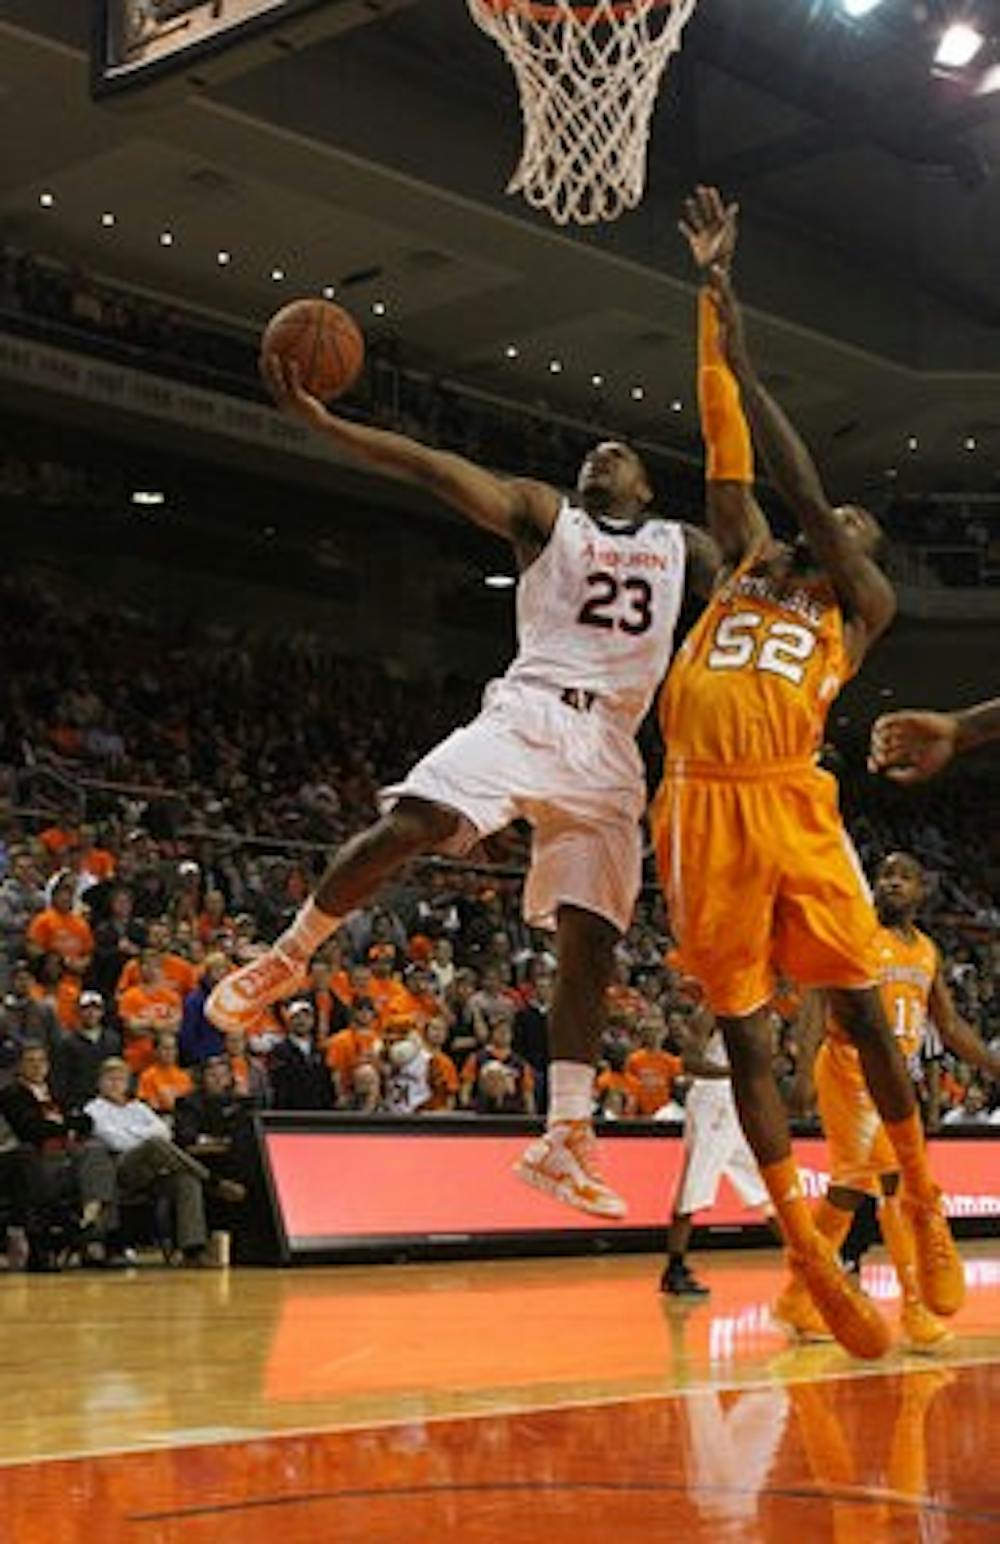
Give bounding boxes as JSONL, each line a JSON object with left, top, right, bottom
{"left": 547, "top": 1060, "right": 595, "bottom": 1125}
{"left": 276, "top": 898, "right": 340, "bottom": 962}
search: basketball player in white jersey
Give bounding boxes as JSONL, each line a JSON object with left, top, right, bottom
{"left": 661, "top": 1005, "right": 769, "bottom": 1296}
{"left": 208, "top": 352, "right": 720, "bottom": 1216}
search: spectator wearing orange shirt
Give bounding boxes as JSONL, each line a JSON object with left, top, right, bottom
{"left": 118, "top": 949, "right": 183, "bottom": 1073}
{"left": 423, "top": 1017, "right": 459, "bottom": 1111}
{"left": 196, "top": 889, "right": 232, "bottom": 947}
{"left": 366, "top": 945, "right": 417, "bottom": 1024}
{"left": 595, "top": 1041, "right": 642, "bottom": 1119}
{"left": 605, "top": 957, "right": 648, "bottom": 1028}
{"left": 626, "top": 1010, "right": 683, "bottom": 1117}
{"left": 326, "top": 998, "right": 380, "bottom": 1103}
{"left": 26, "top": 873, "right": 94, "bottom": 980}
{"left": 137, "top": 1031, "right": 194, "bottom": 1115}
{"left": 116, "top": 919, "right": 198, "bottom": 1003}
{"left": 30, "top": 951, "right": 84, "bottom": 1033}
{"left": 303, "top": 957, "right": 350, "bottom": 1044}
{"left": 223, "top": 1027, "right": 270, "bottom": 1107}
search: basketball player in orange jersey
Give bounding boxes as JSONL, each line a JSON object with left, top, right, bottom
{"left": 207, "top": 353, "right": 721, "bottom": 1219}
{"left": 870, "top": 696, "right": 1000, "bottom": 783}
{"left": 650, "top": 187, "right": 964, "bottom": 1359}
{"left": 775, "top": 851, "right": 999, "bottom": 1350}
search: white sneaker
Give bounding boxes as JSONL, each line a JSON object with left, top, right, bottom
{"left": 206, "top": 945, "right": 307, "bottom": 1030}
{"left": 514, "top": 1120, "right": 626, "bottom": 1219}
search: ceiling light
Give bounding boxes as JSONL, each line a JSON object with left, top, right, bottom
{"left": 322, "top": 285, "right": 336, "bottom": 299}
{"left": 976, "top": 62, "right": 1000, "bottom": 96}
{"left": 631, "top": 385, "right": 645, "bottom": 401}
{"left": 936, "top": 23, "right": 984, "bottom": 69}
{"left": 39, "top": 191, "right": 55, "bottom": 208}
{"left": 217, "top": 250, "right": 231, "bottom": 266}
{"left": 372, "top": 300, "right": 387, "bottom": 316}
{"left": 160, "top": 230, "right": 174, "bottom": 247}
{"left": 101, "top": 212, "right": 116, "bottom": 228}
{"left": 591, "top": 374, "right": 604, "bottom": 388}
{"left": 484, "top": 574, "right": 516, "bottom": 589}
{"left": 549, "top": 359, "right": 562, "bottom": 374}
{"left": 907, "top": 435, "right": 918, "bottom": 452}
{"left": 504, "top": 345, "right": 519, "bottom": 359}
{"left": 840, "top": 0, "right": 885, "bottom": 17}
{"left": 671, "top": 399, "right": 683, "bottom": 413}
{"left": 964, "top": 435, "right": 977, "bottom": 452}
{"left": 270, "top": 267, "right": 285, "bottom": 282}
{"left": 131, "top": 490, "right": 165, "bottom": 506}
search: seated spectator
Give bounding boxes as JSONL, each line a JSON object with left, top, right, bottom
{"left": 302, "top": 956, "right": 350, "bottom": 1044}
{"left": 30, "top": 950, "right": 83, "bottom": 1033}
{"left": 595, "top": 1040, "right": 642, "bottom": 1120}
{"left": 196, "top": 889, "right": 232, "bottom": 947}
{"left": 474, "top": 1058, "right": 530, "bottom": 1116}
{"left": 461, "top": 1020, "right": 534, "bottom": 1114}
{"left": 60, "top": 990, "right": 122, "bottom": 1109}
{"left": 26, "top": 872, "right": 94, "bottom": 986}
{"left": 90, "top": 885, "right": 143, "bottom": 1001}
{"left": 467, "top": 964, "right": 517, "bottom": 1037}
{"left": 173, "top": 1056, "right": 255, "bottom": 1197}
{"left": 422, "top": 1017, "right": 459, "bottom": 1112}
{"left": 0, "top": 1042, "right": 118, "bottom": 1267}
{"left": 382, "top": 1021, "right": 436, "bottom": 1115}
{"left": 512, "top": 965, "right": 553, "bottom": 1111}
{"left": 446, "top": 968, "right": 484, "bottom": 1066}
{"left": 178, "top": 952, "right": 229, "bottom": 1067}
{"left": 348, "top": 1060, "right": 384, "bottom": 1113}
{"left": 0, "top": 850, "right": 45, "bottom": 982}
{"left": 269, "top": 999, "right": 333, "bottom": 1110}
{"left": 326, "top": 998, "right": 380, "bottom": 1104}
{"left": 942, "top": 1082, "right": 992, "bottom": 1126}
{"left": 118, "top": 948, "right": 183, "bottom": 1073}
{"left": 366, "top": 944, "right": 413, "bottom": 1021}
{"left": 626, "top": 1009, "right": 683, "bottom": 1117}
{"left": 137, "top": 1031, "right": 194, "bottom": 1116}
{"left": 116, "top": 918, "right": 198, "bottom": 1002}
{"left": 4, "top": 959, "right": 63, "bottom": 1062}
{"left": 223, "top": 1026, "right": 270, "bottom": 1106}
{"left": 429, "top": 937, "right": 456, "bottom": 997}
{"left": 86, "top": 1057, "right": 238, "bottom": 1266}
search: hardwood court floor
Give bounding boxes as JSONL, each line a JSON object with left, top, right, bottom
{"left": 1, "top": 1244, "right": 997, "bottom": 1543}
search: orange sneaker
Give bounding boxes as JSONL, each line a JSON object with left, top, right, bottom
{"left": 206, "top": 945, "right": 308, "bottom": 1031}
{"left": 902, "top": 1188, "right": 965, "bottom": 1318}
{"left": 791, "top": 1236, "right": 891, "bottom": 1361}
{"left": 900, "top": 1299, "right": 953, "bottom": 1354}
{"left": 772, "top": 1279, "right": 834, "bottom": 1344}
{"left": 514, "top": 1121, "right": 626, "bottom": 1219}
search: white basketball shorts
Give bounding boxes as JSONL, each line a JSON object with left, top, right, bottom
{"left": 673, "top": 1081, "right": 769, "bottom": 1216}
{"left": 380, "top": 678, "right": 645, "bottom": 935}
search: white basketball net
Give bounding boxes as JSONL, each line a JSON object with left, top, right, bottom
{"left": 466, "top": 0, "right": 699, "bottom": 226}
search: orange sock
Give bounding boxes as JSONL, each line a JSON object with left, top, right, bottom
{"left": 761, "top": 1157, "right": 815, "bottom": 1251}
{"left": 879, "top": 1194, "right": 920, "bottom": 1304}
{"left": 813, "top": 1196, "right": 853, "bottom": 1252}
{"left": 883, "top": 1112, "right": 935, "bottom": 1203}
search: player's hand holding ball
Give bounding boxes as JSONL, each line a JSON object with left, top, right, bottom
{"left": 259, "top": 298, "right": 365, "bottom": 428}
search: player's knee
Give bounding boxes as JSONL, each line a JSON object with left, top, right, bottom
{"left": 384, "top": 797, "right": 459, "bottom": 856}
{"left": 556, "top": 905, "right": 618, "bottom": 986}
{"left": 719, "top": 1016, "right": 772, "bottom": 1080}
{"left": 828, "top": 986, "right": 888, "bottom": 1048}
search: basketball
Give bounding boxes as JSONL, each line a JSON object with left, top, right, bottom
{"left": 260, "top": 298, "right": 365, "bottom": 402}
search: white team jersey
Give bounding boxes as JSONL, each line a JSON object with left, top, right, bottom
{"left": 504, "top": 501, "right": 688, "bottom": 732}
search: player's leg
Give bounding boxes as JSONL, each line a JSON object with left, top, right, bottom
{"left": 877, "top": 1170, "right": 951, "bottom": 1350}
{"left": 829, "top": 987, "right": 964, "bottom": 1317}
{"left": 208, "top": 798, "right": 459, "bottom": 1028}
{"left": 515, "top": 903, "right": 627, "bottom": 1217}
{"left": 660, "top": 1099, "right": 718, "bottom": 1296}
{"left": 722, "top": 1011, "right": 889, "bottom": 1358}
{"left": 661, "top": 1212, "right": 709, "bottom": 1297}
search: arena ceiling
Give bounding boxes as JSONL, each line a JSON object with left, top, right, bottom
{"left": 1, "top": 0, "right": 999, "bottom": 489}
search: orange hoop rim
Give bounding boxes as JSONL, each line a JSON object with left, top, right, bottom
{"left": 475, "top": 0, "right": 681, "bottom": 25}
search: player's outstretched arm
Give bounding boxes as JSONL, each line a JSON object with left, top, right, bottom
{"left": 929, "top": 970, "right": 1000, "bottom": 1083}
{"left": 869, "top": 699, "right": 1000, "bottom": 783}
{"left": 262, "top": 353, "right": 560, "bottom": 551}
{"left": 680, "top": 186, "right": 770, "bottom": 566}
{"left": 707, "top": 265, "right": 895, "bottom": 652}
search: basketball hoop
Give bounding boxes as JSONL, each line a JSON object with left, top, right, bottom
{"left": 466, "top": 0, "right": 699, "bottom": 226}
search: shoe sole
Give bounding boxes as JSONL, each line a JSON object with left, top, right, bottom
{"left": 513, "top": 1159, "right": 627, "bottom": 1220}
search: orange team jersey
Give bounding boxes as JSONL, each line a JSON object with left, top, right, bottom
{"left": 137, "top": 1062, "right": 193, "bottom": 1113}
{"left": 118, "top": 983, "right": 183, "bottom": 1028}
{"left": 625, "top": 1048, "right": 682, "bottom": 1116}
{"left": 326, "top": 1027, "right": 379, "bottom": 1089}
{"left": 30, "top": 977, "right": 82, "bottom": 1032}
{"left": 816, "top": 924, "right": 939, "bottom": 1193}
{"left": 652, "top": 552, "right": 879, "bottom": 1019}
{"left": 595, "top": 1069, "right": 641, "bottom": 1116}
{"left": 425, "top": 1050, "right": 460, "bottom": 1110}
{"left": 117, "top": 953, "right": 198, "bottom": 1001}
{"left": 368, "top": 977, "right": 418, "bottom": 1024}
{"left": 27, "top": 909, "right": 94, "bottom": 963}
{"left": 330, "top": 969, "right": 353, "bottom": 1006}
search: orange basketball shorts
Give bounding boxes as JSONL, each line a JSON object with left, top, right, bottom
{"left": 651, "top": 761, "right": 880, "bottom": 1019}
{"left": 814, "top": 1040, "right": 896, "bottom": 1195}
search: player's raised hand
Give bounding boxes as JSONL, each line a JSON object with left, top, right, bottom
{"left": 868, "top": 710, "right": 960, "bottom": 784}
{"left": 260, "top": 351, "right": 331, "bottom": 431}
{"left": 679, "top": 185, "right": 739, "bottom": 273}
